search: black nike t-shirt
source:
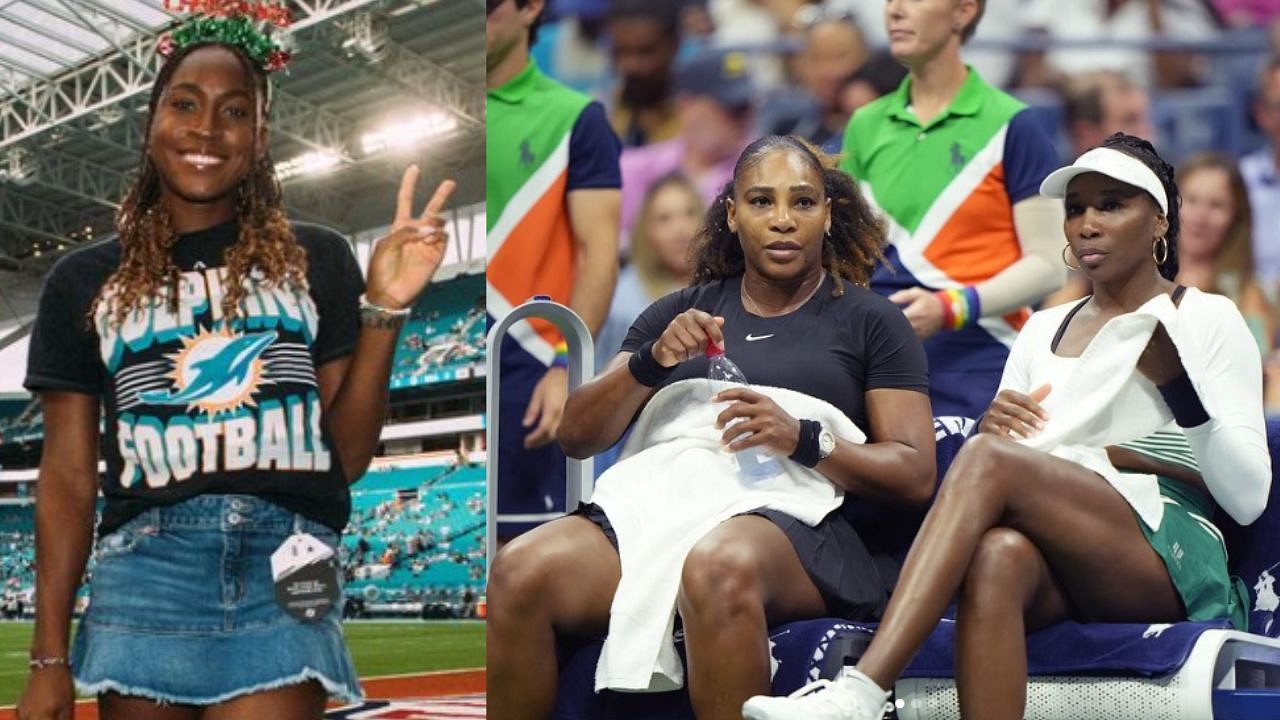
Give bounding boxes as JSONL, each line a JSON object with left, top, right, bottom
{"left": 24, "top": 220, "right": 364, "bottom": 533}
{"left": 621, "top": 275, "right": 929, "bottom": 431}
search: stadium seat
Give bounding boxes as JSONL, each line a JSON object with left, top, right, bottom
{"left": 551, "top": 419, "right": 1280, "bottom": 720}
{"left": 389, "top": 274, "right": 486, "bottom": 391}
{"left": 342, "top": 461, "right": 486, "bottom": 611}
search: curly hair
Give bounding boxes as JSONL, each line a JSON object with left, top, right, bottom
{"left": 90, "top": 41, "right": 307, "bottom": 329}
{"left": 689, "top": 135, "right": 886, "bottom": 295}
{"left": 1099, "top": 132, "right": 1180, "bottom": 281}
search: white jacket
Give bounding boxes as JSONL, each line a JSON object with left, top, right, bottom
{"left": 1003, "top": 288, "right": 1270, "bottom": 529}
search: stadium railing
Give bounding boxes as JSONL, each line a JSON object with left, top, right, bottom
{"left": 485, "top": 296, "right": 595, "bottom": 575}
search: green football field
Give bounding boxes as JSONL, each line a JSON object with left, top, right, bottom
{"left": 0, "top": 620, "right": 485, "bottom": 707}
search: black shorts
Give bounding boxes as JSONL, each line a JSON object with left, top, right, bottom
{"left": 574, "top": 502, "right": 895, "bottom": 621}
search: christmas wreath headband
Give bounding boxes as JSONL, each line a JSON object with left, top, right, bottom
{"left": 157, "top": 0, "right": 294, "bottom": 74}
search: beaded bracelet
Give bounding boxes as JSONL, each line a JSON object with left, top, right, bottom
{"left": 550, "top": 340, "right": 569, "bottom": 369}
{"left": 29, "top": 656, "right": 69, "bottom": 670}
{"left": 358, "top": 293, "right": 410, "bottom": 329}
{"left": 933, "top": 286, "right": 982, "bottom": 331}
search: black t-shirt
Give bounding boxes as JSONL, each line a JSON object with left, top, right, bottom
{"left": 24, "top": 220, "right": 364, "bottom": 533}
{"left": 621, "top": 275, "right": 929, "bottom": 431}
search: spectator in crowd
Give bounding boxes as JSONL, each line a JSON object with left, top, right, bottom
{"left": 1176, "top": 153, "right": 1272, "bottom": 337}
{"left": 837, "top": 51, "right": 909, "bottom": 123}
{"left": 528, "top": 0, "right": 611, "bottom": 93}
{"left": 1064, "top": 70, "right": 1155, "bottom": 161}
{"left": 1016, "top": 0, "right": 1220, "bottom": 89}
{"left": 593, "top": 173, "right": 703, "bottom": 477}
{"left": 761, "top": 13, "right": 869, "bottom": 154}
{"left": 1173, "top": 153, "right": 1280, "bottom": 409}
{"left": 598, "top": 173, "right": 703, "bottom": 370}
{"left": 1243, "top": 55, "right": 1280, "bottom": 296}
{"left": 1213, "top": 0, "right": 1280, "bottom": 27}
{"left": 604, "top": 0, "right": 683, "bottom": 147}
{"left": 841, "top": 0, "right": 1065, "bottom": 419}
{"left": 619, "top": 48, "right": 756, "bottom": 246}
{"left": 488, "top": 0, "right": 623, "bottom": 541}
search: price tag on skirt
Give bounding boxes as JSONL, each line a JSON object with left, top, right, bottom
{"left": 270, "top": 532, "right": 340, "bottom": 622}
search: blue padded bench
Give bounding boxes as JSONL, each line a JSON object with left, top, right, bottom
{"left": 552, "top": 419, "right": 1280, "bottom": 720}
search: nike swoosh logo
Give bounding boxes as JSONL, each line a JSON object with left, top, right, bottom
{"left": 745, "top": 334, "right": 775, "bottom": 342}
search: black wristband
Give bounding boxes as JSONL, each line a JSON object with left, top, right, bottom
{"left": 628, "top": 339, "right": 676, "bottom": 387}
{"left": 1157, "top": 371, "right": 1210, "bottom": 428}
{"left": 789, "top": 419, "right": 822, "bottom": 468}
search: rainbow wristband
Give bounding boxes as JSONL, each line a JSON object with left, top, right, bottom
{"left": 550, "top": 340, "right": 569, "bottom": 369}
{"left": 933, "top": 286, "right": 982, "bottom": 331}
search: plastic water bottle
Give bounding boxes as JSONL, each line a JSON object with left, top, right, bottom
{"left": 706, "top": 340, "right": 783, "bottom": 482}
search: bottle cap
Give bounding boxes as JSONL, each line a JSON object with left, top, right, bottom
{"left": 705, "top": 338, "right": 724, "bottom": 358}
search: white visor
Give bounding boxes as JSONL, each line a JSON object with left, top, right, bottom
{"left": 1039, "top": 147, "right": 1169, "bottom": 216}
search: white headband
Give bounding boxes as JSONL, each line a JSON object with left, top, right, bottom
{"left": 1039, "top": 147, "right": 1169, "bottom": 215}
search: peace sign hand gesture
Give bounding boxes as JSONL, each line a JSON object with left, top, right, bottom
{"left": 366, "top": 165, "right": 458, "bottom": 310}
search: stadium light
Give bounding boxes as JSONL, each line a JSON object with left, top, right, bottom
{"left": 339, "top": 12, "right": 388, "bottom": 64}
{"left": 275, "top": 149, "right": 346, "bottom": 181}
{"left": 0, "top": 149, "right": 33, "bottom": 186}
{"left": 360, "top": 113, "right": 457, "bottom": 156}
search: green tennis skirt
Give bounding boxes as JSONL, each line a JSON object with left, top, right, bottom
{"left": 1136, "top": 475, "right": 1250, "bottom": 631}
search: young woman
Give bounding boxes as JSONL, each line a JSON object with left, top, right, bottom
{"left": 744, "top": 134, "right": 1270, "bottom": 720}
{"left": 17, "top": 18, "right": 456, "bottom": 720}
{"left": 1174, "top": 153, "right": 1274, "bottom": 352}
{"left": 596, "top": 173, "right": 702, "bottom": 371}
{"left": 593, "top": 173, "right": 703, "bottom": 475}
{"left": 487, "top": 135, "right": 937, "bottom": 720}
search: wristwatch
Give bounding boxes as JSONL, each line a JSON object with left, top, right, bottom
{"left": 817, "top": 426, "right": 836, "bottom": 461}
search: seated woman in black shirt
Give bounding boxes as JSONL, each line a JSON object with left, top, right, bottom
{"left": 487, "top": 135, "right": 937, "bottom": 720}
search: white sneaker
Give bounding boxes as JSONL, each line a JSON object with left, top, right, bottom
{"left": 742, "top": 675, "right": 892, "bottom": 720}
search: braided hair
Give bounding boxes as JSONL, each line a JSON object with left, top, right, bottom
{"left": 90, "top": 41, "right": 307, "bottom": 329}
{"left": 1098, "top": 132, "right": 1180, "bottom": 281}
{"left": 689, "top": 135, "right": 886, "bottom": 295}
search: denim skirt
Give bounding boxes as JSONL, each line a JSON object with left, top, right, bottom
{"left": 71, "top": 494, "right": 363, "bottom": 705}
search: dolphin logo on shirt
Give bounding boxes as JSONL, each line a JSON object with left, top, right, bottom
{"left": 139, "top": 330, "right": 276, "bottom": 411}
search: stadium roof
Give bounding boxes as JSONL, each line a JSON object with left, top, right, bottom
{"left": 0, "top": 1, "right": 168, "bottom": 86}
{"left": 0, "top": 0, "right": 485, "bottom": 274}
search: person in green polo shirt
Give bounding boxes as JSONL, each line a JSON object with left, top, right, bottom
{"left": 486, "top": 0, "right": 622, "bottom": 543}
{"left": 838, "top": 0, "right": 1065, "bottom": 421}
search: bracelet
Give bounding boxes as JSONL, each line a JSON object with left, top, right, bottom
{"left": 551, "top": 340, "right": 569, "bottom": 369}
{"left": 28, "top": 656, "right": 69, "bottom": 670}
{"left": 933, "top": 286, "right": 982, "bottom": 331}
{"left": 627, "top": 340, "right": 676, "bottom": 387}
{"left": 789, "top": 419, "right": 821, "bottom": 468}
{"left": 359, "top": 293, "right": 410, "bottom": 330}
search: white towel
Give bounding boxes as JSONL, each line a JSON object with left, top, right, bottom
{"left": 1005, "top": 289, "right": 1270, "bottom": 529}
{"left": 590, "top": 379, "right": 865, "bottom": 692}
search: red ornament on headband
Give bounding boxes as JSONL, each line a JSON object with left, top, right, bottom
{"left": 163, "top": 0, "right": 291, "bottom": 24}
{"left": 158, "top": 0, "right": 294, "bottom": 73}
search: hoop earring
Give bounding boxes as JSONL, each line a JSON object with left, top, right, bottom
{"left": 1062, "top": 243, "right": 1081, "bottom": 271}
{"left": 1153, "top": 236, "right": 1169, "bottom": 265}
